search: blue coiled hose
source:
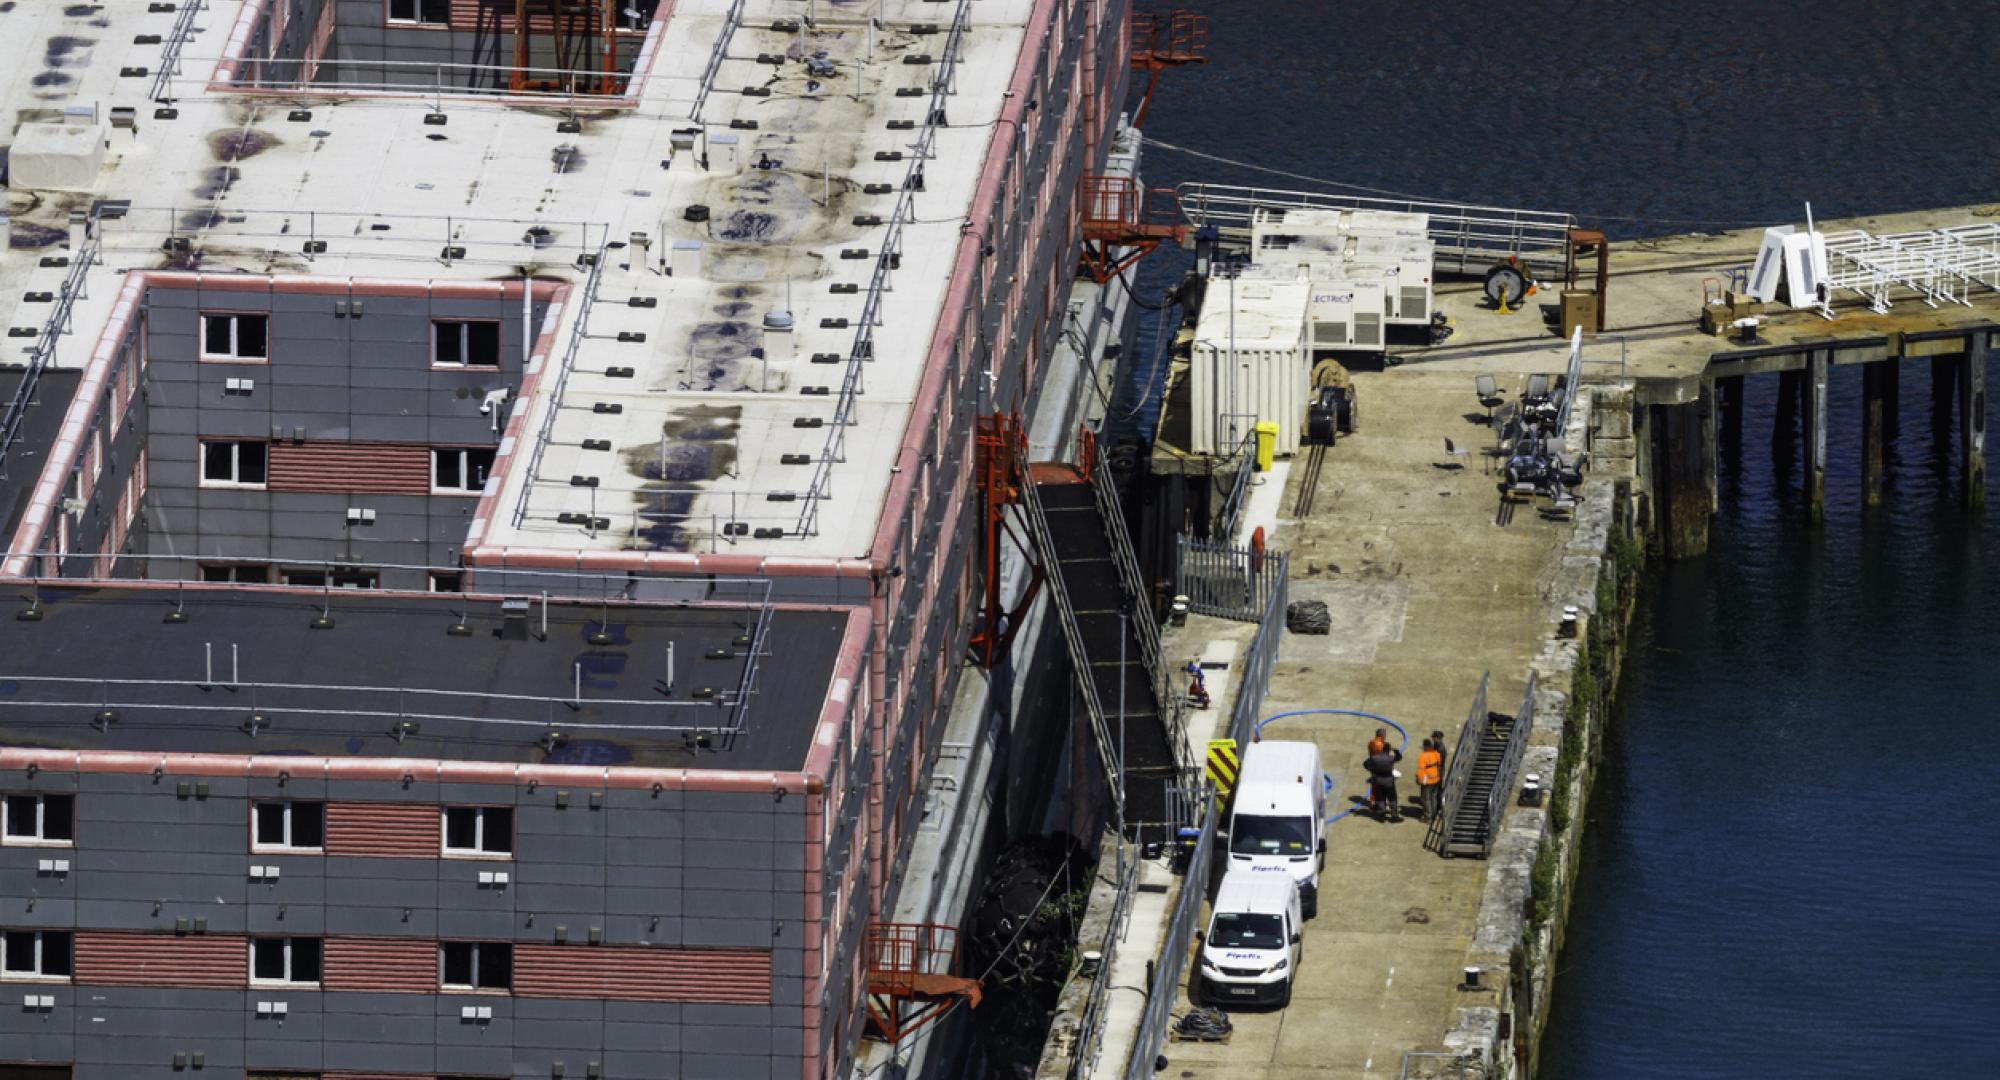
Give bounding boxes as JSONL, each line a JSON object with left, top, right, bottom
{"left": 1253, "top": 708, "right": 1409, "bottom": 824}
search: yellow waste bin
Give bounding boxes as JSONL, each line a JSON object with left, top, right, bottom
{"left": 1254, "top": 421, "right": 1279, "bottom": 472}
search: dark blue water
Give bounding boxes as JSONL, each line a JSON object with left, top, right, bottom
{"left": 1125, "top": 2, "right": 2000, "bottom": 1074}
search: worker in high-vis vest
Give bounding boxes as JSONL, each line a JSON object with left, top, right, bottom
{"left": 1416, "top": 739, "right": 1444, "bottom": 824}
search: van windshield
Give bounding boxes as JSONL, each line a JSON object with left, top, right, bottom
{"left": 1210, "top": 912, "right": 1285, "bottom": 950}
{"left": 1230, "top": 814, "right": 1313, "bottom": 856}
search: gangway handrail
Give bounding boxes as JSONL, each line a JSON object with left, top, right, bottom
{"left": 1176, "top": 182, "right": 1576, "bottom": 276}
{"left": 1426, "top": 671, "right": 1488, "bottom": 854}
{"left": 1480, "top": 672, "right": 1537, "bottom": 852}
{"left": 1019, "top": 471, "right": 1127, "bottom": 830}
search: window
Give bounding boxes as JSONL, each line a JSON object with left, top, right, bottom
{"left": 251, "top": 937, "right": 322, "bottom": 985}
{"left": 432, "top": 320, "right": 501, "bottom": 367}
{"left": 201, "top": 313, "right": 269, "bottom": 360}
{"left": 253, "top": 801, "right": 325, "bottom": 850}
{"left": 388, "top": 0, "right": 450, "bottom": 23}
{"left": 2, "top": 795, "right": 74, "bottom": 845}
{"left": 440, "top": 941, "right": 512, "bottom": 990}
{"left": 442, "top": 807, "right": 512, "bottom": 856}
{"left": 200, "top": 440, "right": 268, "bottom": 488}
{"left": 433, "top": 447, "right": 498, "bottom": 493}
{"left": 330, "top": 568, "right": 380, "bottom": 590}
{"left": 282, "top": 568, "right": 325, "bottom": 587}
{"left": 429, "top": 572, "right": 463, "bottom": 593}
{"left": 1, "top": 930, "right": 72, "bottom": 980}
{"left": 202, "top": 563, "right": 271, "bottom": 584}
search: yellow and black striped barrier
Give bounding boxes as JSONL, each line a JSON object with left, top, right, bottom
{"left": 1205, "top": 738, "right": 1240, "bottom": 802}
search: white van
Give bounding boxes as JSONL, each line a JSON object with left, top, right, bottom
{"left": 1226, "top": 739, "right": 1326, "bottom": 917}
{"left": 1197, "top": 869, "right": 1303, "bottom": 1007}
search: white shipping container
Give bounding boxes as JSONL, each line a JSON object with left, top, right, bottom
{"left": 1190, "top": 275, "right": 1310, "bottom": 457}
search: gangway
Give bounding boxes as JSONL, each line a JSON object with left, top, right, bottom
{"left": 1177, "top": 182, "right": 1576, "bottom": 278}
{"left": 1427, "top": 673, "right": 1537, "bottom": 859}
{"left": 975, "top": 417, "right": 1192, "bottom": 834}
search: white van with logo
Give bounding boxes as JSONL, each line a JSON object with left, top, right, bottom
{"left": 1226, "top": 739, "right": 1326, "bottom": 917}
{"left": 1197, "top": 869, "right": 1303, "bottom": 1007}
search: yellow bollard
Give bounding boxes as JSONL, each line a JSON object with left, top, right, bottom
{"left": 1254, "top": 421, "right": 1278, "bottom": 471}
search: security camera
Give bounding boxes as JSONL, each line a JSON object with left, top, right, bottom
{"left": 479, "top": 388, "right": 511, "bottom": 415}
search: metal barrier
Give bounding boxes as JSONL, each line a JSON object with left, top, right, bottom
{"left": 797, "top": 0, "right": 974, "bottom": 538}
{"left": 0, "top": 240, "right": 97, "bottom": 477}
{"left": 149, "top": 0, "right": 206, "bottom": 102}
{"left": 1122, "top": 799, "right": 1214, "bottom": 1080}
{"left": 688, "top": 0, "right": 749, "bottom": 122}
{"left": 1177, "top": 182, "right": 1576, "bottom": 277}
{"left": 1175, "top": 534, "right": 1283, "bottom": 622}
{"left": 1425, "top": 672, "right": 1489, "bottom": 854}
{"left": 1482, "top": 672, "right": 1538, "bottom": 841}
{"left": 1067, "top": 841, "right": 1139, "bottom": 1079}
{"left": 1226, "top": 551, "right": 1289, "bottom": 745}
{"left": 1216, "top": 434, "right": 1256, "bottom": 540}
{"left": 510, "top": 240, "right": 610, "bottom": 529}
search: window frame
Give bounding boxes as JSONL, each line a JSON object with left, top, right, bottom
{"left": 251, "top": 800, "right": 325, "bottom": 853}
{"left": 429, "top": 571, "right": 464, "bottom": 593}
{"left": 249, "top": 936, "right": 323, "bottom": 987}
{"left": 198, "top": 439, "right": 270, "bottom": 489}
{"left": 431, "top": 446, "right": 498, "bottom": 495}
{"left": 439, "top": 940, "right": 513, "bottom": 992}
{"left": 199, "top": 311, "right": 271, "bottom": 363}
{"left": 441, "top": 806, "right": 513, "bottom": 858}
{"left": 385, "top": 0, "right": 452, "bottom": 27}
{"left": 2, "top": 794, "right": 75, "bottom": 847}
{"left": 202, "top": 562, "right": 273, "bottom": 584}
{"left": 1, "top": 929, "right": 73, "bottom": 982}
{"left": 430, "top": 319, "right": 503, "bottom": 369}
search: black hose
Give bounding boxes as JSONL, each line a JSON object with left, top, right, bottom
{"left": 1172, "top": 1005, "right": 1234, "bottom": 1040}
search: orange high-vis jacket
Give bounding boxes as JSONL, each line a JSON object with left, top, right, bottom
{"left": 1416, "top": 749, "right": 1443, "bottom": 787}
{"left": 1368, "top": 736, "right": 1389, "bottom": 756}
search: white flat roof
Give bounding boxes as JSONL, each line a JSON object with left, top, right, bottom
{"left": 2, "top": 0, "right": 1034, "bottom": 561}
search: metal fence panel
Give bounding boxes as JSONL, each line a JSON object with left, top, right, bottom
{"left": 1227, "top": 554, "right": 1288, "bottom": 745}
{"left": 1176, "top": 535, "right": 1283, "bottom": 623}
{"left": 1122, "top": 799, "right": 1214, "bottom": 1080}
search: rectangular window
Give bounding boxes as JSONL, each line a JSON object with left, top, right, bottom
{"left": 429, "top": 572, "right": 463, "bottom": 593}
{"left": 250, "top": 937, "right": 322, "bottom": 985}
{"left": 281, "top": 568, "right": 326, "bottom": 587}
{"left": 2, "top": 794, "right": 74, "bottom": 845}
{"left": 440, "top": 941, "right": 512, "bottom": 990}
{"left": 432, "top": 320, "right": 502, "bottom": 367}
{"left": 253, "top": 801, "right": 325, "bottom": 850}
{"left": 201, "top": 313, "right": 269, "bottom": 360}
{"left": 200, "top": 440, "right": 268, "bottom": 488}
{"left": 330, "top": 568, "right": 380, "bottom": 590}
{"left": 1, "top": 930, "right": 72, "bottom": 980}
{"left": 388, "top": 0, "right": 451, "bottom": 23}
{"left": 442, "top": 807, "right": 513, "bottom": 856}
{"left": 202, "top": 563, "right": 272, "bottom": 584}
{"left": 432, "top": 447, "right": 498, "bottom": 494}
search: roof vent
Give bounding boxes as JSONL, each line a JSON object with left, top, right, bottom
{"left": 763, "top": 309, "right": 795, "bottom": 332}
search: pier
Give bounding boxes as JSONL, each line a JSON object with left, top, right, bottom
{"left": 1044, "top": 202, "right": 1995, "bottom": 1079}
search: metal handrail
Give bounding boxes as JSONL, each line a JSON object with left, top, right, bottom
{"left": 688, "top": 0, "right": 749, "bottom": 122}
{"left": 1089, "top": 456, "right": 1162, "bottom": 680}
{"left": 1425, "top": 672, "right": 1489, "bottom": 854}
{"left": 1177, "top": 182, "right": 1576, "bottom": 276}
{"left": 796, "top": 0, "right": 974, "bottom": 538}
{"left": 1478, "top": 672, "right": 1537, "bottom": 851}
{"left": 1068, "top": 840, "right": 1138, "bottom": 1078}
{"left": 149, "top": 0, "right": 206, "bottom": 102}
{"left": 1019, "top": 469, "right": 1126, "bottom": 831}
{"left": 194, "top": 55, "right": 657, "bottom": 104}
{"left": 1217, "top": 433, "right": 1257, "bottom": 538}
{"left": 511, "top": 241, "right": 610, "bottom": 528}
{"left": 0, "top": 240, "right": 96, "bottom": 477}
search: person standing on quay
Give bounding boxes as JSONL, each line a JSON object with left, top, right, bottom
{"left": 1416, "top": 738, "right": 1444, "bottom": 822}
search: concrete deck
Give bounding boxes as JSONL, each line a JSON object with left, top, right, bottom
{"left": 1155, "top": 369, "right": 1568, "bottom": 1079}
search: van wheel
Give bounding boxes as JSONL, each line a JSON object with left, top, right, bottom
{"left": 1303, "top": 893, "right": 1318, "bottom": 920}
{"left": 1276, "top": 981, "right": 1292, "bottom": 1008}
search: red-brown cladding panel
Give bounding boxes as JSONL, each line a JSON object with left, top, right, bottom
{"left": 267, "top": 442, "right": 431, "bottom": 495}
{"left": 323, "top": 937, "right": 439, "bottom": 993}
{"left": 514, "top": 944, "right": 772, "bottom": 1004}
{"left": 325, "top": 802, "right": 441, "bottom": 858}
{"left": 74, "top": 932, "right": 247, "bottom": 988}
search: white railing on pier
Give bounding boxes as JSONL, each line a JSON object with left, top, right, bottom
{"left": 1177, "top": 182, "right": 1576, "bottom": 277}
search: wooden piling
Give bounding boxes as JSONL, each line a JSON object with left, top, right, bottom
{"left": 1963, "top": 332, "right": 1988, "bottom": 511}
{"left": 1775, "top": 369, "right": 1803, "bottom": 453}
{"left": 1654, "top": 398, "right": 1712, "bottom": 559}
{"left": 1805, "top": 351, "right": 1829, "bottom": 524}
{"left": 1862, "top": 362, "right": 1888, "bottom": 507}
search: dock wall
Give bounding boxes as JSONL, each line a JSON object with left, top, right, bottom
{"left": 1431, "top": 388, "right": 1646, "bottom": 1079}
